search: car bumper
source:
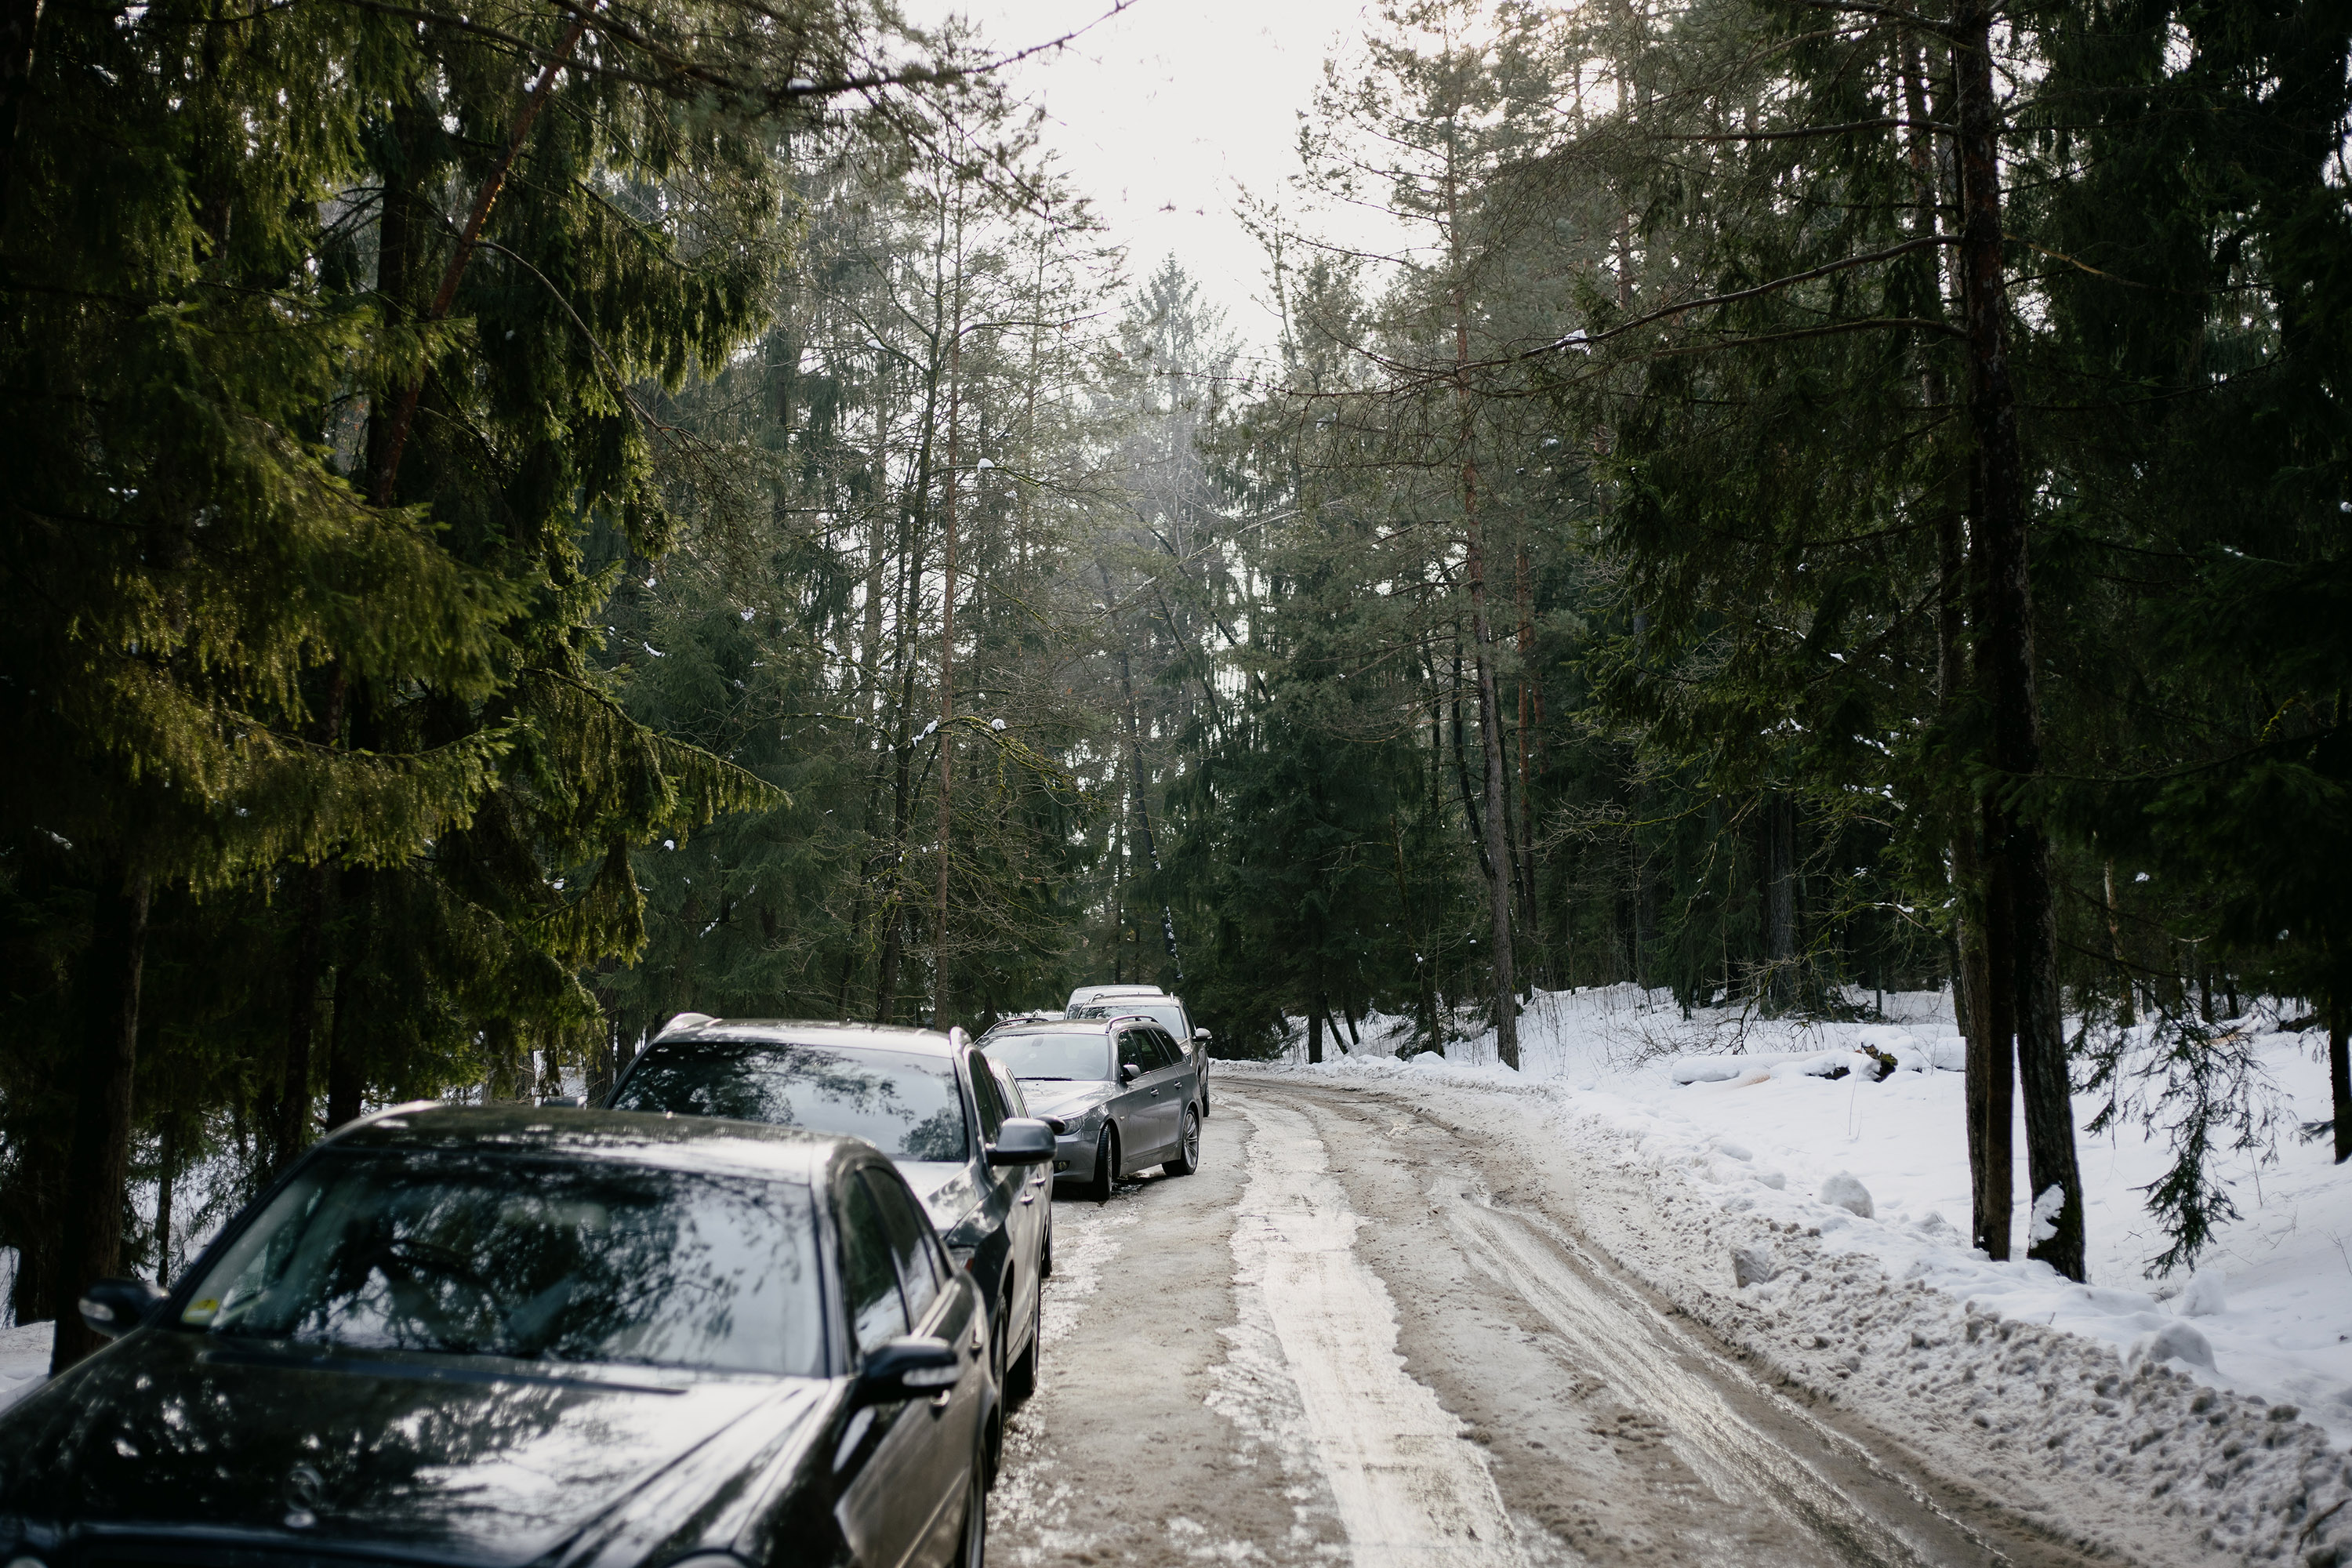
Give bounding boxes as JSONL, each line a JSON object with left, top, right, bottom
{"left": 1049, "top": 1127, "right": 1098, "bottom": 1182}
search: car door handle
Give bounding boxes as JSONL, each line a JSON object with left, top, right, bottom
{"left": 1019, "top": 1192, "right": 1036, "bottom": 1204}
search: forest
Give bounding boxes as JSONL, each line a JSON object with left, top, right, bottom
{"left": 2, "top": 0, "right": 2348, "bottom": 1372}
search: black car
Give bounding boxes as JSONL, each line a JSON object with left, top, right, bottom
{"left": 607, "top": 1018, "right": 1054, "bottom": 1403}
{"left": 0, "top": 1103, "right": 1017, "bottom": 1567}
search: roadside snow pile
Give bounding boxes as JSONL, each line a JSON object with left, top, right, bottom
{"left": 0, "top": 1321, "right": 50, "bottom": 1416}
{"left": 1260, "top": 984, "right": 2352, "bottom": 1450}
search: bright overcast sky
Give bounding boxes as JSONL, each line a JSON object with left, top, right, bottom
{"left": 898, "top": 0, "right": 1381, "bottom": 347}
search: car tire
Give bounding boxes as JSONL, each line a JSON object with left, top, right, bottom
{"left": 1085, "top": 1126, "right": 1116, "bottom": 1203}
{"left": 1006, "top": 1268, "right": 1041, "bottom": 1404}
{"left": 1163, "top": 1106, "right": 1201, "bottom": 1177}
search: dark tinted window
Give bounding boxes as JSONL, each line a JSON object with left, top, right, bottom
{"left": 983, "top": 1031, "right": 1111, "bottom": 1082}
{"left": 837, "top": 1171, "right": 908, "bottom": 1357}
{"left": 967, "top": 1057, "right": 1006, "bottom": 1140}
{"left": 612, "top": 1040, "right": 969, "bottom": 1162}
{"left": 1149, "top": 1029, "right": 1184, "bottom": 1069}
{"left": 180, "top": 1151, "right": 823, "bottom": 1375}
{"left": 1117, "top": 1029, "right": 1157, "bottom": 1074}
{"left": 861, "top": 1168, "right": 942, "bottom": 1324}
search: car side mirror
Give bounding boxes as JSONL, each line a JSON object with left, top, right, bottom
{"left": 853, "top": 1335, "right": 960, "bottom": 1406}
{"left": 986, "top": 1117, "right": 1055, "bottom": 1167}
{"left": 1193, "top": 1028, "right": 1212, "bottom": 1043}
{"left": 79, "top": 1276, "right": 165, "bottom": 1340}
{"left": 1119, "top": 1061, "right": 1142, "bottom": 1083}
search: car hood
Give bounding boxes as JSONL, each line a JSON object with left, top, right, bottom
{"left": 0, "top": 1329, "right": 822, "bottom": 1564}
{"left": 1013, "top": 1080, "right": 1117, "bottom": 1120}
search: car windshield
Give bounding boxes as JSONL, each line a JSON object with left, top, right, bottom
{"left": 982, "top": 1030, "right": 1112, "bottom": 1082}
{"left": 1070, "top": 1001, "right": 1187, "bottom": 1040}
{"left": 612, "top": 1040, "right": 970, "bottom": 1163}
{"left": 178, "top": 1150, "right": 823, "bottom": 1375}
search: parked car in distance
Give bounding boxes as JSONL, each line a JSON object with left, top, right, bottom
{"left": 981, "top": 1013, "right": 1204, "bottom": 1202}
{"left": 606, "top": 1018, "right": 1054, "bottom": 1402}
{"left": 1063, "top": 985, "right": 1213, "bottom": 1116}
{"left": 2, "top": 1104, "right": 997, "bottom": 1568}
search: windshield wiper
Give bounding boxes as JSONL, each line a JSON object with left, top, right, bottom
{"left": 1021, "top": 1076, "right": 1074, "bottom": 1081}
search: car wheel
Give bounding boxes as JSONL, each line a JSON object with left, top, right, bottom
{"left": 1006, "top": 1267, "right": 1041, "bottom": 1404}
{"left": 1085, "top": 1125, "right": 1116, "bottom": 1203}
{"left": 1163, "top": 1105, "right": 1202, "bottom": 1177}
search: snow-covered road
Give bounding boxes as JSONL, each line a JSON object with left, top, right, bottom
{"left": 993, "top": 1079, "right": 2105, "bottom": 1567}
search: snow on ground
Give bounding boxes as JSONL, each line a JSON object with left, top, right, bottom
{"left": 0, "top": 1320, "right": 50, "bottom": 1416}
{"left": 1233, "top": 1025, "right": 2352, "bottom": 1566}
{"left": 1270, "top": 985, "right": 2352, "bottom": 1448}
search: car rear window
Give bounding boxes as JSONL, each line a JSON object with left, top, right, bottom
{"left": 179, "top": 1150, "right": 824, "bottom": 1376}
{"left": 612, "top": 1040, "right": 970, "bottom": 1162}
{"left": 982, "top": 1030, "right": 1112, "bottom": 1082}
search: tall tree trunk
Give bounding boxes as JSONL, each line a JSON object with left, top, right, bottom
{"left": 0, "top": 0, "right": 41, "bottom": 233}
{"left": 1955, "top": 0, "right": 2085, "bottom": 1280}
{"left": 1904, "top": 28, "right": 2009, "bottom": 1258}
{"left": 935, "top": 318, "right": 961, "bottom": 1028}
{"left": 50, "top": 864, "right": 152, "bottom": 1374}
{"left": 152, "top": 1112, "right": 176, "bottom": 1287}
{"left": 325, "top": 868, "right": 368, "bottom": 1131}
{"left": 274, "top": 670, "right": 346, "bottom": 1171}
{"left": 2103, "top": 859, "right": 2135, "bottom": 1028}
{"left": 1306, "top": 1004, "right": 1323, "bottom": 1065}
{"left": 2330, "top": 988, "right": 2350, "bottom": 1165}
{"left": 1442, "top": 136, "right": 1517, "bottom": 1069}
{"left": 1766, "top": 793, "right": 1797, "bottom": 1007}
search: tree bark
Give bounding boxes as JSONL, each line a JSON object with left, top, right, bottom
{"left": 1306, "top": 1006, "right": 1323, "bottom": 1065}
{"left": 935, "top": 314, "right": 960, "bottom": 1028}
{"left": 152, "top": 1112, "right": 176, "bottom": 1287}
{"left": 50, "top": 864, "right": 152, "bottom": 1374}
{"left": 1955, "top": 0, "right": 2085, "bottom": 1280}
{"left": 1766, "top": 793, "right": 1797, "bottom": 1007}
{"left": 0, "top": 0, "right": 42, "bottom": 234}
{"left": 2330, "top": 989, "right": 2350, "bottom": 1164}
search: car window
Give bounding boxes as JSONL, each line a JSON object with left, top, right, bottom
{"left": 837, "top": 1171, "right": 909, "bottom": 1358}
{"left": 1147, "top": 1029, "right": 1182, "bottom": 1071}
{"left": 178, "top": 1149, "right": 825, "bottom": 1375}
{"left": 987, "top": 1057, "right": 1029, "bottom": 1118}
{"left": 967, "top": 1055, "right": 1006, "bottom": 1141}
{"left": 611, "top": 1040, "right": 970, "bottom": 1162}
{"left": 983, "top": 1030, "right": 1112, "bottom": 1082}
{"left": 1117, "top": 1029, "right": 1157, "bottom": 1075}
{"left": 859, "top": 1167, "right": 942, "bottom": 1325}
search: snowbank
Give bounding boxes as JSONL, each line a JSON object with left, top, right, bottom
{"left": 0, "top": 1320, "right": 50, "bottom": 1416}
{"left": 1256, "top": 985, "right": 2352, "bottom": 1450}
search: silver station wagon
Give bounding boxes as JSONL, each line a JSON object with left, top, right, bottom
{"left": 980, "top": 1014, "right": 1204, "bottom": 1201}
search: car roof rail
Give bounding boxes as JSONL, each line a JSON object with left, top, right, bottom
{"left": 655, "top": 1011, "right": 716, "bottom": 1040}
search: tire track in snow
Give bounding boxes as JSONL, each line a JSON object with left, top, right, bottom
{"left": 1228, "top": 1098, "right": 1525, "bottom": 1568}
{"left": 1444, "top": 1181, "right": 1955, "bottom": 1567}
